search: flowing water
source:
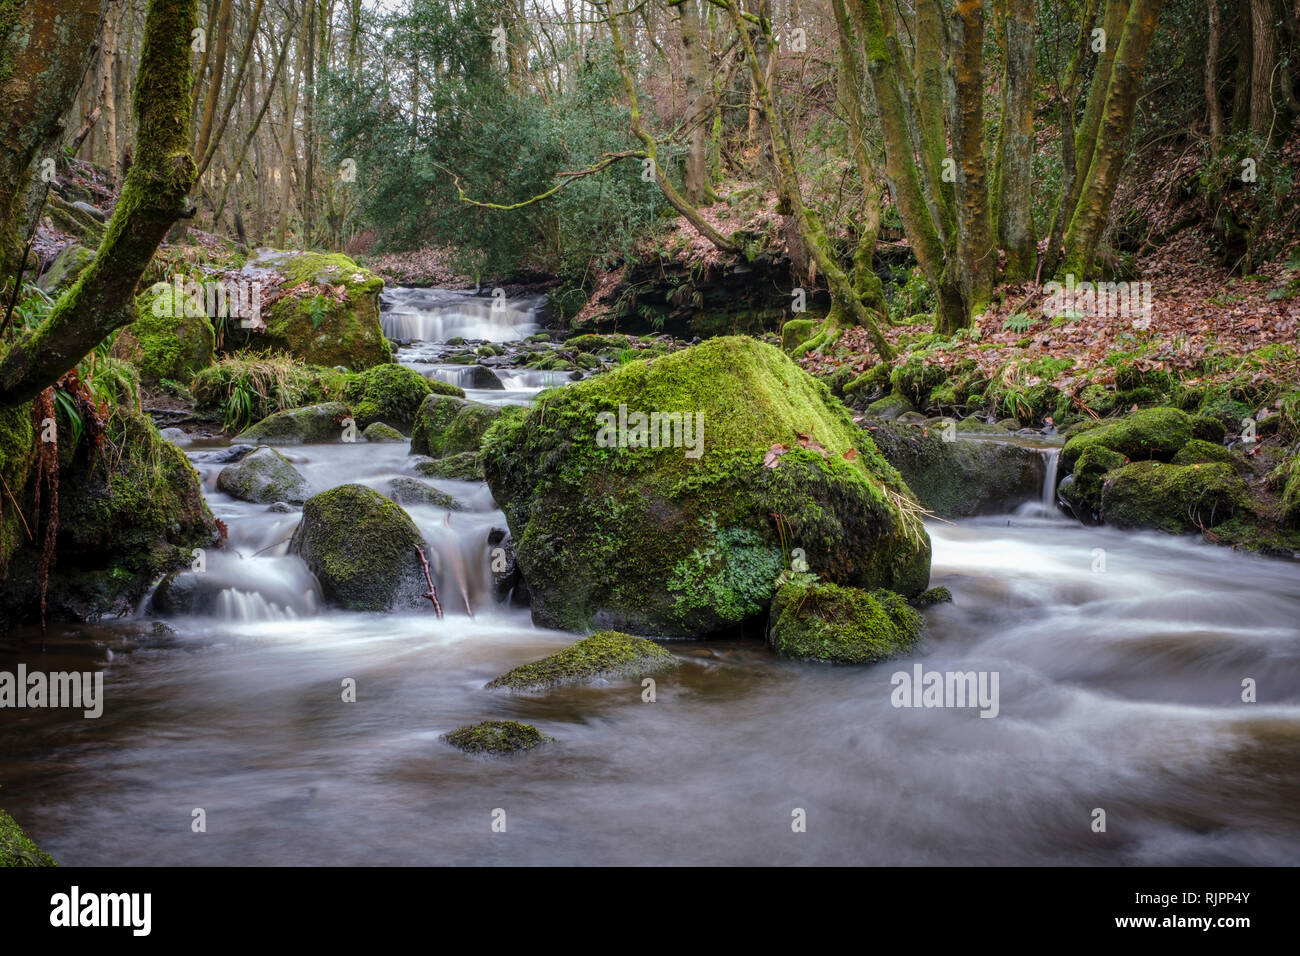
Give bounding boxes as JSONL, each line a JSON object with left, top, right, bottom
{"left": 2, "top": 290, "right": 1298, "bottom": 866}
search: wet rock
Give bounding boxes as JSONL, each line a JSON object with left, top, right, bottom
{"left": 361, "top": 422, "right": 406, "bottom": 443}
{"left": 217, "top": 446, "right": 311, "bottom": 504}
{"left": 487, "top": 631, "right": 677, "bottom": 692}
{"left": 235, "top": 402, "right": 351, "bottom": 444}
{"left": 442, "top": 721, "right": 552, "bottom": 754}
{"left": 386, "top": 477, "right": 461, "bottom": 510}
{"left": 767, "top": 575, "right": 923, "bottom": 664}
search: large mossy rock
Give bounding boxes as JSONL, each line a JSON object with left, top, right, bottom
{"left": 1061, "top": 406, "right": 1194, "bottom": 472}
{"left": 486, "top": 631, "right": 677, "bottom": 691}
{"left": 235, "top": 402, "right": 351, "bottom": 444}
{"left": 216, "top": 446, "right": 310, "bottom": 504}
{"left": 767, "top": 574, "right": 923, "bottom": 664}
{"left": 236, "top": 249, "right": 391, "bottom": 370}
{"left": 290, "top": 484, "right": 426, "bottom": 611}
{"left": 1281, "top": 455, "right": 1300, "bottom": 529}
{"left": 0, "top": 409, "right": 219, "bottom": 630}
{"left": 0, "top": 809, "right": 56, "bottom": 866}
{"left": 341, "top": 363, "right": 436, "bottom": 431}
{"left": 112, "top": 281, "right": 216, "bottom": 383}
{"left": 409, "top": 394, "right": 504, "bottom": 458}
{"left": 1099, "top": 461, "right": 1248, "bottom": 533}
{"left": 37, "top": 243, "right": 95, "bottom": 297}
{"left": 867, "top": 421, "right": 1042, "bottom": 517}
{"left": 482, "top": 336, "right": 931, "bottom": 637}
{"left": 1057, "top": 445, "right": 1128, "bottom": 521}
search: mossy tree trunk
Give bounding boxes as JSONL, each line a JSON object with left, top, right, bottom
{"left": 948, "top": 0, "right": 996, "bottom": 317}
{"left": 1061, "top": 0, "right": 1165, "bottom": 276}
{"left": 0, "top": 0, "right": 199, "bottom": 408}
{"left": 996, "top": 0, "right": 1037, "bottom": 282}
{"left": 0, "top": 0, "right": 108, "bottom": 280}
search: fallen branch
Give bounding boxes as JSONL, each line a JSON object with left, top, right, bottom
{"left": 413, "top": 544, "right": 442, "bottom": 618}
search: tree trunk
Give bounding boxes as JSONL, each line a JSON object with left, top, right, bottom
{"left": 1248, "top": 0, "right": 1277, "bottom": 137}
{"left": 0, "top": 0, "right": 200, "bottom": 408}
{"left": 997, "top": 0, "right": 1037, "bottom": 281}
{"left": 948, "top": 0, "right": 995, "bottom": 315}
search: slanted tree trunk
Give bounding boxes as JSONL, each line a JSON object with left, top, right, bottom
{"left": 0, "top": 0, "right": 200, "bottom": 408}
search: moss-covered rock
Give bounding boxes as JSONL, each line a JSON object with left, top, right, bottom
{"left": 361, "top": 422, "right": 406, "bottom": 442}
{"left": 1191, "top": 415, "right": 1228, "bottom": 443}
{"left": 1277, "top": 455, "right": 1300, "bottom": 528}
{"left": 112, "top": 281, "right": 216, "bottom": 383}
{"left": 36, "top": 243, "right": 95, "bottom": 297}
{"left": 1061, "top": 406, "right": 1194, "bottom": 472}
{"left": 408, "top": 394, "right": 505, "bottom": 458}
{"left": 890, "top": 357, "right": 948, "bottom": 407}
{"left": 486, "top": 631, "right": 677, "bottom": 691}
{"left": 482, "top": 336, "right": 930, "bottom": 636}
{"left": 843, "top": 363, "right": 891, "bottom": 399}
{"left": 0, "top": 410, "right": 219, "bottom": 630}
{"left": 442, "top": 720, "right": 552, "bottom": 754}
{"left": 236, "top": 249, "right": 391, "bottom": 370}
{"left": 411, "top": 452, "right": 484, "bottom": 481}
{"left": 1099, "top": 461, "right": 1248, "bottom": 533}
{"left": 1057, "top": 445, "right": 1128, "bottom": 521}
{"left": 386, "top": 477, "right": 462, "bottom": 510}
{"left": 866, "top": 421, "right": 1043, "bottom": 517}
{"left": 0, "top": 809, "right": 56, "bottom": 866}
{"left": 290, "top": 484, "right": 426, "bottom": 611}
{"left": 1172, "top": 439, "right": 1239, "bottom": 469}
{"left": 864, "top": 392, "right": 917, "bottom": 421}
{"left": 216, "top": 446, "right": 310, "bottom": 504}
{"left": 235, "top": 402, "right": 351, "bottom": 444}
{"left": 781, "top": 318, "right": 818, "bottom": 353}
{"left": 341, "top": 363, "right": 433, "bottom": 430}
{"left": 767, "top": 574, "right": 923, "bottom": 664}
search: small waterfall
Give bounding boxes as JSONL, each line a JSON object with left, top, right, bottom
{"left": 1040, "top": 448, "right": 1061, "bottom": 514}
{"left": 380, "top": 287, "right": 545, "bottom": 343}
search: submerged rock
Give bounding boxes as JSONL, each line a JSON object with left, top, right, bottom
{"left": 216, "top": 446, "right": 310, "bottom": 504}
{"left": 486, "top": 631, "right": 677, "bottom": 692}
{"left": 442, "top": 720, "right": 552, "bottom": 754}
{"left": 235, "top": 402, "right": 351, "bottom": 444}
{"left": 290, "top": 484, "right": 427, "bottom": 611}
{"left": 0, "top": 809, "right": 56, "bottom": 866}
{"left": 767, "top": 574, "right": 923, "bottom": 664}
{"left": 482, "top": 336, "right": 931, "bottom": 636}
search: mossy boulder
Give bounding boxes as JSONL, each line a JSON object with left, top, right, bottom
{"left": 890, "top": 357, "right": 948, "bottom": 407}
{"left": 864, "top": 392, "right": 916, "bottom": 420}
{"left": 442, "top": 720, "right": 552, "bottom": 754}
{"left": 1276, "top": 455, "right": 1300, "bottom": 528}
{"left": 482, "top": 336, "right": 931, "bottom": 637}
{"left": 1172, "top": 439, "right": 1240, "bottom": 469}
{"left": 341, "top": 363, "right": 433, "bottom": 430}
{"left": 1061, "top": 406, "right": 1194, "bottom": 472}
{"left": 290, "top": 484, "right": 427, "bottom": 611}
{"left": 866, "top": 421, "right": 1042, "bottom": 517}
{"left": 767, "top": 574, "right": 923, "bottom": 664}
{"left": 235, "top": 402, "right": 351, "bottom": 444}
{"left": 0, "top": 809, "right": 56, "bottom": 866}
{"left": 781, "top": 318, "right": 818, "bottom": 353}
{"left": 216, "top": 446, "right": 310, "bottom": 504}
{"left": 386, "top": 477, "right": 462, "bottom": 510}
{"left": 486, "top": 631, "right": 677, "bottom": 691}
{"left": 37, "top": 243, "right": 95, "bottom": 297}
{"left": 411, "top": 452, "right": 484, "bottom": 481}
{"left": 112, "top": 281, "right": 216, "bottom": 383}
{"left": 1099, "top": 461, "right": 1248, "bottom": 533}
{"left": 237, "top": 249, "right": 390, "bottom": 370}
{"left": 1057, "top": 445, "right": 1127, "bottom": 521}
{"left": 409, "top": 394, "right": 504, "bottom": 458}
{"left": 361, "top": 422, "right": 406, "bottom": 442}
{"left": 0, "top": 410, "right": 219, "bottom": 630}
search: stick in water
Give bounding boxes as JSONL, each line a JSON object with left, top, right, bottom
{"left": 413, "top": 545, "right": 443, "bottom": 618}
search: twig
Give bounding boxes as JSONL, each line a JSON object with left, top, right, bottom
{"left": 413, "top": 544, "right": 442, "bottom": 618}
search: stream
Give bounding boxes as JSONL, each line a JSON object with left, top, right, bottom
{"left": 1, "top": 288, "right": 1298, "bottom": 866}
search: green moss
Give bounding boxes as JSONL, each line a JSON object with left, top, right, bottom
{"left": 442, "top": 720, "right": 552, "bottom": 754}
{"left": 1173, "top": 439, "right": 1240, "bottom": 469}
{"left": 1100, "top": 461, "right": 1248, "bottom": 533}
{"left": 482, "top": 336, "right": 930, "bottom": 636}
{"left": 486, "top": 631, "right": 677, "bottom": 691}
{"left": 410, "top": 394, "right": 506, "bottom": 458}
{"left": 290, "top": 484, "right": 424, "bottom": 611}
{"left": 1058, "top": 444, "right": 1128, "bottom": 518}
{"left": 0, "top": 399, "right": 37, "bottom": 574}
{"left": 235, "top": 402, "right": 351, "bottom": 444}
{"left": 412, "top": 452, "right": 484, "bottom": 481}
{"left": 1061, "top": 406, "right": 1194, "bottom": 472}
{"left": 843, "top": 363, "right": 891, "bottom": 398}
{"left": 0, "top": 810, "right": 57, "bottom": 867}
{"left": 912, "top": 586, "right": 952, "bottom": 607}
{"left": 113, "top": 282, "right": 216, "bottom": 383}
{"left": 1192, "top": 415, "right": 1228, "bottom": 443}
{"left": 864, "top": 392, "right": 916, "bottom": 420}
{"left": 562, "top": 333, "right": 635, "bottom": 352}
{"left": 362, "top": 422, "right": 406, "bottom": 442}
{"left": 890, "top": 356, "right": 948, "bottom": 407}
{"left": 340, "top": 363, "right": 433, "bottom": 430}
{"left": 1278, "top": 455, "right": 1300, "bottom": 528}
{"left": 780, "top": 318, "right": 818, "bottom": 353}
{"left": 767, "top": 573, "right": 923, "bottom": 664}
